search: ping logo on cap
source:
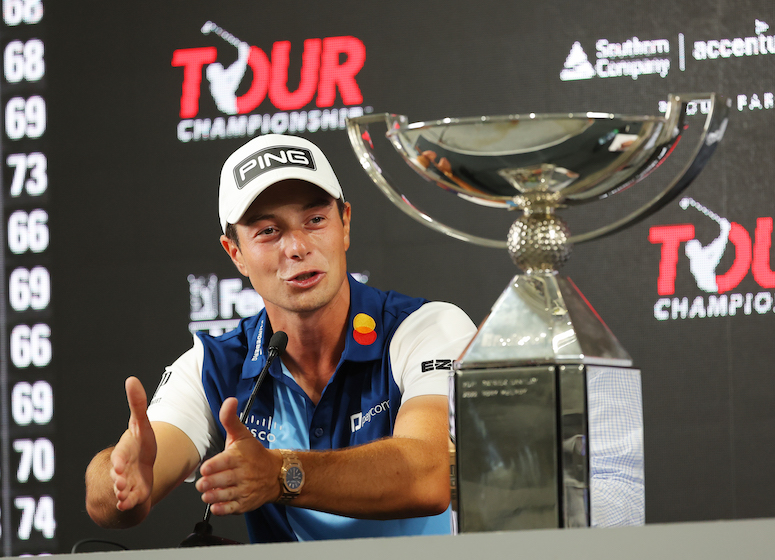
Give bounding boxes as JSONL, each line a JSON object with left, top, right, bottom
{"left": 353, "top": 313, "right": 377, "bottom": 345}
{"left": 234, "top": 146, "right": 316, "bottom": 190}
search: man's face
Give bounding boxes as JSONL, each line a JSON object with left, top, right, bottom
{"left": 221, "top": 179, "right": 351, "bottom": 318}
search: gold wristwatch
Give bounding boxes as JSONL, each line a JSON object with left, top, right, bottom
{"left": 277, "top": 449, "right": 305, "bottom": 504}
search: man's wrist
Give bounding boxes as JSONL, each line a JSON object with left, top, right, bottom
{"left": 276, "top": 449, "right": 305, "bottom": 505}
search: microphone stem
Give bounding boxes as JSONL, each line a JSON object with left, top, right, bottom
{"left": 201, "top": 347, "right": 281, "bottom": 525}
{"left": 240, "top": 348, "right": 278, "bottom": 423}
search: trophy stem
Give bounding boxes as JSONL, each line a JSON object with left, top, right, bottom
{"left": 507, "top": 201, "right": 572, "bottom": 274}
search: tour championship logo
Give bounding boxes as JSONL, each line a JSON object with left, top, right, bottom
{"left": 649, "top": 197, "right": 775, "bottom": 321}
{"left": 172, "top": 21, "right": 367, "bottom": 143}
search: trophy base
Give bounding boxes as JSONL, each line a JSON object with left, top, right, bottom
{"left": 451, "top": 363, "right": 644, "bottom": 532}
{"left": 451, "top": 274, "right": 644, "bottom": 532}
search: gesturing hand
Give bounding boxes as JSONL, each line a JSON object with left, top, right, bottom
{"left": 110, "top": 376, "right": 157, "bottom": 513}
{"left": 196, "top": 397, "right": 282, "bottom": 515}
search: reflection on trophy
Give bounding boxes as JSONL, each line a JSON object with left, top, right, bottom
{"left": 347, "top": 94, "right": 730, "bottom": 532}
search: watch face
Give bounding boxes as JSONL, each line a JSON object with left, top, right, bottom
{"left": 285, "top": 466, "right": 304, "bottom": 491}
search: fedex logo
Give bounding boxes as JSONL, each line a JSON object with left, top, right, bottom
{"left": 172, "top": 21, "right": 366, "bottom": 118}
{"left": 649, "top": 197, "right": 775, "bottom": 321}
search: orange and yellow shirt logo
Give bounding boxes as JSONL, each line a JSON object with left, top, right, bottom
{"left": 352, "top": 313, "right": 377, "bottom": 345}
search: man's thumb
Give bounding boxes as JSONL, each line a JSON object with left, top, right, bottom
{"left": 125, "top": 377, "right": 149, "bottom": 422}
{"left": 220, "top": 397, "right": 249, "bottom": 443}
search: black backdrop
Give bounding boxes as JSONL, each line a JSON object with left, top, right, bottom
{"left": 1, "top": 0, "right": 774, "bottom": 554}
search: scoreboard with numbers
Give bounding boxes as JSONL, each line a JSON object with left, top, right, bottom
{"left": 0, "top": 0, "right": 773, "bottom": 554}
{"left": 0, "top": 0, "right": 54, "bottom": 555}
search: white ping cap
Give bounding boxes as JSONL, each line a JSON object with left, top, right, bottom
{"left": 219, "top": 134, "right": 344, "bottom": 233}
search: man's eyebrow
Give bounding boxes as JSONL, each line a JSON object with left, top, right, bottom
{"left": 244, "top": 212, "right": 273, "bottom": 226}
{"left": 243, "top": 198, "right": 334, "bottom": 226}
{"left": 303, "top": 197, "right": 334, "bottom": 211}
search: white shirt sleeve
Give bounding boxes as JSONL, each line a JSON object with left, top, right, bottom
{"left": 389, "top": 302, "right": 477, "bottom": 404}
{"left": 146, "top": 335, "right": 222, "bottom": 462}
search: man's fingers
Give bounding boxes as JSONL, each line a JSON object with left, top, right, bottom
{"left": 197, "top": 465, "right": 237, "bottom": 491}
{"left": 199, "top": 451, "right": 231, "bottom": 478}
{"left": 208, "top": 500, "right": 238, "bottom": 516}
{"left": 110, "top": 443, "right": 131, "bottom": 475}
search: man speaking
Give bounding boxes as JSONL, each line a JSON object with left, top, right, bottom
{"left": 85, "top": 134, "right": 476, "bottom": 542}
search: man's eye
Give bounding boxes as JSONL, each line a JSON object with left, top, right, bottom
{"left": 310, "top": 216, "right": 324, "bottom": 225}
{"left": 258, "top": 227, "right": 276, "bottom": 236}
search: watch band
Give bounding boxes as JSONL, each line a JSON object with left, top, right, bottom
{"left": 277, "top": 449, "right": 305, "bottom": 505}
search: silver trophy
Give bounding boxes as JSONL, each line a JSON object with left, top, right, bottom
{"left": 346, "top": 93, "right": 729, "bottom": 532}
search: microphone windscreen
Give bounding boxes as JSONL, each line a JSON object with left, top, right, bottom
{"left": 269, "top": 331, "right": 288, "bottom": 355}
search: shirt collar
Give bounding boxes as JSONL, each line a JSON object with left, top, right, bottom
{"left": 241, "top": 312, "right": 282, "bottom": 380}
{"left": 241, "top": 274, "right": 385, "bottom": 380}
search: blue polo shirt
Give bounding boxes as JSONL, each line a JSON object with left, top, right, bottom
{"left": 194, "top": 275, "right": 452, "bottom": 542}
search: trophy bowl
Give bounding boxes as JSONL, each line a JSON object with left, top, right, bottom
{"left": 346, "top": 93, "right": 730, "bottom": 533}
{"left": 349, "top": 93, "right": 729, "bottom": 272}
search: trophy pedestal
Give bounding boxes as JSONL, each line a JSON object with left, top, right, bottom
{"left": 451, "top": 275, "right": 644, "bottom": 532}
{"left": 452, "top": 363, "right": 643, "bottom": 532}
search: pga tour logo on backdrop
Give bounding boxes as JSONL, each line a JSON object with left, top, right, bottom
{"left": 188, "top": 274, "right": 264, "bottom": 335}
{"left": 172, "top": 21, "right": 368, "bottom": 143}
{"left": 649, "top": 198, "right": 775, "bottom": 321}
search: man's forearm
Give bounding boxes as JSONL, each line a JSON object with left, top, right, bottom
{"left": 289, "top": 435, "right": 450, "bottom": 519}
{"left": 197, "top": 395, "right": 452, "bottom": 519}
{"left": 85, "top": 448, "right": 151, "bottom": 529}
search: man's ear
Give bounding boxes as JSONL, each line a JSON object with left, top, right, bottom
{"left": 220, "top": 234, "right": 249, "bottom": 277}
{"left": 342, "top": 202, "right": 352, "bottom": 251}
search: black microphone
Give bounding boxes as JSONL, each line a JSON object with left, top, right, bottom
{"left": 179, "top": 330, "right": 288, "bottom": 547}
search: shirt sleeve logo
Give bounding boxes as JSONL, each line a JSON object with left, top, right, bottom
{"left": 352, "top": 313, "right": 377, "bottom": 345}
{"left": 421, "top": 359, "right": 453, "bottom": 372}
{"left": 150, "top": 370, "right": 172, "bottom": 405}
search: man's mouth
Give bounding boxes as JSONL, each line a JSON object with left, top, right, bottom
{"left": 295, "top": 272, "right": 317, "bottom": 281}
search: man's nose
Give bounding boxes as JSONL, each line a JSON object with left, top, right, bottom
{"left": 284, "top": 229, "right": 311, "bottom": 259}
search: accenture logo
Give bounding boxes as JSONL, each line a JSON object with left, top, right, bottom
{"left": 649, "top": 197, "right": 775, "bottom": 321}
{"left": 172, "top": 21, "right": 367, "bottom": 143}
{"left": 560, "top": 37, "right": 670, "bottom": 81}
{"left": 692, "top": 19, "right": 774, "bottom": 61}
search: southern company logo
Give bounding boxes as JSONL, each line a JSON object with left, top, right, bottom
{"left": 560, "top": 36, "right": 671, "bottom": 81}
{"left": 172, "top": 21, "right": 367, "bottom": 143}
{"left": 649, "top": 198, "right": 775, "bottom": 321}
